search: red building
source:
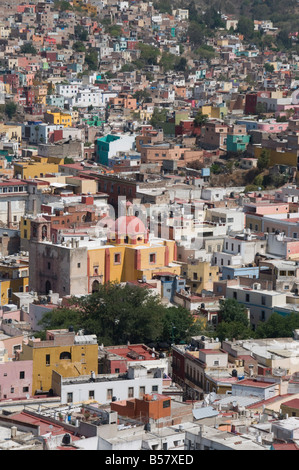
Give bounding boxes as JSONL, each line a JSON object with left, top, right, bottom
{"left": 99, "top": 344, "right": 162, "bottom": 374}
{"left": 245, "top": 93, "right": 258, "bottom": 115}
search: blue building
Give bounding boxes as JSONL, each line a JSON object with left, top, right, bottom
{"left": 153, "top": 273, "right": 186, "bottom": 303}
{"left": 221, "top": 266, "right": 260, "bottom": 280}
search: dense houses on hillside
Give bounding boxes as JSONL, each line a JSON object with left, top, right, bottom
{"left": 1, "top": 0, "right": 299, "bottom": 452}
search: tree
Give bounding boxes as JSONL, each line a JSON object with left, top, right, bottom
{"left": 73, "top": 41, "right": 86, "bottom": 52}
{"left": 215, "top": 298, "right": 253, "bottom": 342}
{"left": 37, "top": 283, "right": 196, "bottom": 346}
{"left": 264, "top": 62, "right": 274, "bottom": 73}
{"left": 187, "top": 22, "right": 206, "bottom": 46}
{"left": 138, "top": 43, "right": 161, "bottom": 66}
{"left": 255, "top": 312, "right": 299, "bottom": 338}
{"left": 218, "top": 298, "right": 249, "bottom": 325}
{"left": 203, "top": 7, "right": 225, "bottom": 29}
{"left": 150, "top": 107, "right": 167, "bottom": 128}
{"left": 194, "top": 111, "right": 208, "bottom": 127}
{"left": 20, "top": 43, "right": 37, "bottom": 55}
{"left": 74, "top": 25, "right": 88, "bottom": 42}
{"left": 85, "top": 48, "right": 98, "bottom": 70}
{"left": 257, "top": 149, "right": 270, "bottom": 171}
{"left": 160, "top": 306, "right": 203, "bottom": 344}
{"left": 5, "top": 101, "right": 17, "bottom": 119}
{"left": 237, "top": 16, "right": 254, "bottom": 40}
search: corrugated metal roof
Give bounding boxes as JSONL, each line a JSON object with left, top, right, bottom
{"left": 192, "top": 406, "right": 219, "bottom": 420}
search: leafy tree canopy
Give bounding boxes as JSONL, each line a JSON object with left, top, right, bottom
{"left": 38, "top": 283, "right": 197, "bottom": 346}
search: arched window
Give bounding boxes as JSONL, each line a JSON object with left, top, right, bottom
{"left": 42, "top": 225, "right": 47, "bottom": 240}
{"left": 92, "top": 280, "right": 100, "bottom": 293}
{"left": 45, "top": 280, "right": 51, "bottom": 294}
{"left": 59, "top": 351, "right": 71, "bottom": 360}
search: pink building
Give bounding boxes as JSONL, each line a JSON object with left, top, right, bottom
{"left": 257, "top": 120, "right": 289, "bottom": 133}
{"left": 244, "top": 202, "right": 290, "bottom": 216}
{"left": 0, "top": 360, "right": 33, "bottom": 400}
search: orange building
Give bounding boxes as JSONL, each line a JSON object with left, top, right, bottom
{"left": 111, "top": 394, "right": 172, "bottom": 421}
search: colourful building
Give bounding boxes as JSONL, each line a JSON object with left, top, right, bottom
{"left": 185, "top": 260, "right": 219, "bottom": 295}
{"left": 0, "top": 258, "right": 29, "bottom": 305}
{"left": 18, "top": 328, "right": 99, "bottom": 395}
{"left": 88, "top": 215, "right": 180, "bottom": 291}
{"left": 13, "top": 156, "right": 64, "bottom": 179}
{"left": 44, "top": 110, "right": 72, "bottom": 127}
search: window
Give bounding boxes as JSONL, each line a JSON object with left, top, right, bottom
{"left": 46, "top": 354, "right": 50, "bottom": 365}
{"left": 48, "top": 262, "right": 51, "bottom": 269}
{"left": 149, "top": 253, "right": 156, "bottom": 264}
{"left": 115, "top": 368, "right": 120, "bottom": 373}
{"left": 19, "top": 371, "right": 25, "bottom": 379}
{"left": 7, "top": 288, "right": 11, "bottom": 299}
{"left": 152, "top": 385, "right": 158, "bottom": 392}
{"left": 107, "top": 389, "right": 113, "bottom": 400}
{"left": 213, "top": 360, "right": 219, "bottom": 366}
{"left": 67, "top": 392, "right": 73, "bottom": 403}
{"left": 245, "top": 293, "right": 250, "bottom": 302}
{"left": 139, "top": 386, "right": 145, "bottom": 398}
{"left": 128, "top": 387, "right": 134, "bottom": 398}
{"left": 23, "top": 387, "right": 29, "bottom": 393}
{"left": 163, "top": 399, "right": 170, "bottom": 408}
{"left": 114, "top": 253, "right": 121, "bottom": 264}
{"left": 261, "top": 296, "right": 266, "bottom": 306}
{"left": 77, "top": 263, "right": 81, "bottom": 268}
{"left": 89, "top": 390, "right": 95, "bottom": 399}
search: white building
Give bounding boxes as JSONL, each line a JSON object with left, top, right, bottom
{"left": 53, "top": 365, "right": 164, "bottom": 405}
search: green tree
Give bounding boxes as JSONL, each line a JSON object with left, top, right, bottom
{"left": 257, "top": 149, "right": 270, "bottom": 171}
{"left": 215, "top": 298, "right": 253, "bottom": 342}
{"left": 85, "top": 48, "right": 98, "bottom": 70}
{"left": 264, "top": 62, "right": 274, "bottom": 73}
{"left": 187, "top": 22, "right": 206, "bottom": 46}
{"left": 159, "top": 53, "right": 177, "bottom": 72}
{"left": 5, "top": 101, "right": 17, "bottom": 119}
{"left": 160, "top": 306, "right": 203, "bottom": 344}
{"left": 218, "top": 298, "right": 249, "bottom": 325}
{"left": 138, "top": 43, "right": 161, "bottom": 66}
{"left": 20, "top": 43, "right": 37, "bottom": 55}
{"left": 74, "top": 25, "right": 88, "bottom": 42}
{"left": 237, "top": 16, "right": 254, "bottom": 39}
{"left": 37, "top": 283, "right": 195, "bottom": 346}
{"left": 194, "top": 111, "right": 208, "bottom": 127}
{"left": 73, "top": 41, "right": 86, "bottom": 52}
{"left": 255, "top": 312, "right": 299, "bottom": 338}
{"left": 150, "top": 107, "right": 167, "bottom": 128}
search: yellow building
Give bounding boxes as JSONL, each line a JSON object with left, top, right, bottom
{"left": 34, "top": 85, "right": 48, "bottom": 105}
{"left": 13, "top": 156, "right": 64, "bottom": 179}
{"left": 0, "top": 258, "right": 29, "bottom": 305}
{"left": 88, "top": 215, "right": 181, "bottom": 291}
{"left": 0, "top": 123, "right": 22, "bottom": 142}
{"left": 44, "top": 110, "right": 72, "bottom": 127}
{"left": 254, "top": 146, "right": 298, "bottom": 168}
{"left": 185, "top": 260, "right": 219, "bottom": 295}
{"left": 18, "top": 329, "right": 99, "bottom": 395}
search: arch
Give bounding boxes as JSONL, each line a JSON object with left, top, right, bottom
{"left": 59, "top": 351, "right": 71, "bottom": 360}
{"left": 42, "top": 225, "right": 47, "bottom": 240}
{"left": 45, "top": 280, "right": 51, "bottom": 294}
{"left": 92, "top": 280, "right": 100, "bottom": 293}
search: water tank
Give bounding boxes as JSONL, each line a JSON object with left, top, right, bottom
{"left": 144, "top": 423, "right": 151, "bottom": 432}
{"left": 112, "top": 396, "right": 117, "bottom": 402}
{"left": 62, "top": 433, "right": 71, "bottom": 445}
{"left": 232, "top": 369, "right": 238, "bottom": 377}
{"left": 69, "top": 326, "right": 74, "bottom": 332}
